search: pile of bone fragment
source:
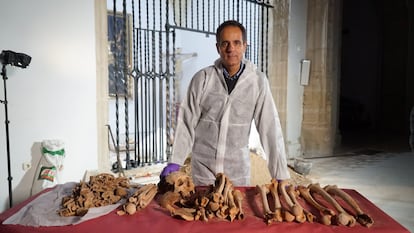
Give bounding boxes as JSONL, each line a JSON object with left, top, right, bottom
{"left": 58, "top": 173, "right": 130, "bottom": 217}
{"left": 256, "top": 179, "right": 374, "bottom": 227}
{"left": 58, "top": 172, "right": 373, "bottom": 227}
{"left": 156, "top": 171, "right": 244, "bottom": 222}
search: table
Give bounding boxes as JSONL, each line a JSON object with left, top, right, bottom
{"left": 0, "top": 186, "right": 410, "bottom": 233}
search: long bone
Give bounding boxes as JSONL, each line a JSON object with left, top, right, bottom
{"left": 278, "top": 180, "right": 296, "bottom": 222}
{"left": 214, "top": 173, "right": 226, "bottom": 195}
{"left": 226, "top": 188, "right": 239, "bottom": 222}
{"left": 287, "top": 185, "right": 314, "bottom": 223}
{"left": 120, "top": 184, "right": 158, "bottom": 215}
{"left": 309, "top": 183, "right": 356, "bottom": 227}
{"left": 268, "top": 179, "right": 283, "bottom": 222}
{"left": 256, "top": 184, "right": 274, "bottom": 223}
{"left": 222, "top": 176, "right": 233, "bottom": 205}
{"left": 324, "top": 185, "right": 374, "bottom": 227}
{"left": 286, "top": 184, "right": 307, "bottom": 223}
{"left": 297, "top": 185, "right": 334, "bottom": 225}
{"left": 136, "top": 184, "right": 158, "bottom": 210}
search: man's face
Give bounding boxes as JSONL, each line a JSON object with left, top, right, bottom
{"left": 216, "top": 26, "right": 247, "bottom": 71}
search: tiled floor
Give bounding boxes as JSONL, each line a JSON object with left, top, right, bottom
{"left": 305, "top": 151, "right": 414, "bottom": 232}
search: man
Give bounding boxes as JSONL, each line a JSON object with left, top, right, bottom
{"left": 169, "top": 20, "right": 290, "bottom": 186}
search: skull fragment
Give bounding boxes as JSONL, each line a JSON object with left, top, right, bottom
{"left": 159, "top": 171, "right": 195, "bottom": 198}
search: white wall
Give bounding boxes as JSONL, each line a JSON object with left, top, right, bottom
{"left": 286, "top": 0, "right": 308, "bottom": 157}
{"left": 0, "top": 0, "right": 99, "bottom": 212}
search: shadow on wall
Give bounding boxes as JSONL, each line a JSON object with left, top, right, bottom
{"left": 10, "top": 142, "right": 43, "bottom": 207}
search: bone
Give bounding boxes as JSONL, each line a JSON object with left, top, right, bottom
{"left": 222, "top": 177, "right": 233, "bottom": 205}
{"left": 195, "top": 207, "right": 208, "bottom": 222}
{"left": 309, "top": 183, "right": 356, "bottom": 227}
{"left": 278, "top": 180, "right": 297, "bottom": 222}
{"left": 283, "top": 210, "right": 296, "bottom": 222}
{"left": 298, "top": 185, "right": 334, "bottom": 225}
{"left": 303, "top": 208, "right": 315, "bottom": 223}
{"left": 233, "top": 189, "right": 245, "bottom": 220}
{"left": 158, "top": 173, "right": 245, "bottom": 223}
{"left": 214, "top": 173, "right": 226, "bottom": 194}
{"left": 287, "top": 184, "right": 306, "bottom": 223}
{"left": 268, "top": 179, "right": 283, "bottom": 222}
{"left": 124, "top": 203, "right": 137, "bottom": 215}
{"left": 119, "top": 183, "right": 158, "bottom": 215}
{"left": 172, "top": 207, "right": 196, "bottom": 221}
{"left": 256, "top": 184, "right": 274, "bottom": 223}
{"left": 324, "top": 185, "right": 374, "bottom": 228}
{"left": 136, "top": 184, "right": 158, "bottom": 210}
{"left": 159, "top": 191, "right": 181, "bottom": 213}
{"left": 226, "top": 188, "right": 239, "bottom": 222}
{"left": 216, "top": 205, "right": 228, "bottom": 219}
{"left": 208, "top": 201, "right": 220, "bottom": 212}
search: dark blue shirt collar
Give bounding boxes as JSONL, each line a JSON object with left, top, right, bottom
{"left": 223, "top": 62, "right": 245, "bottom": 80}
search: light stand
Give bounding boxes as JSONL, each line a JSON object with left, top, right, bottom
{"left": 0, "top": 64, "right": 13, "bottom": 208}
{"left": 0, "top": 50, "right": 31, "bottom": 208}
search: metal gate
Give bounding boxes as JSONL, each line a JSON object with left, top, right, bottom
{"left": 108, "top": 0, "right": 273, "bottom": 171}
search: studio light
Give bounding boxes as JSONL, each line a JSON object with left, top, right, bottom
{"left": 0, "top": 50, "right": 31, "bottom": 68}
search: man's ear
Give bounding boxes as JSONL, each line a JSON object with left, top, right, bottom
{"left": 216, "top": 43, "right": 220, "bottom": 54}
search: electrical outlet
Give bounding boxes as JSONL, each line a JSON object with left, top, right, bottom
{"left": 22, "top": 162, "right": 31, "bottom": 171}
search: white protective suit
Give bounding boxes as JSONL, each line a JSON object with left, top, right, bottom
{"left": 171, "top": 59, "right": 290, "bottom": 186}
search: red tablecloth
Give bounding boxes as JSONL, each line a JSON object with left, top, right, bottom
{"left": 0, "top": 186, "right": 410, "bottom": 233}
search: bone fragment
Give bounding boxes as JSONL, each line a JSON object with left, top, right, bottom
{"left": 216, "top": 205, "right": 228, "bottom": 219}
{"left": 159, "top": 191, "right": 181, "bottom": 213}
{"left": 124, "top": 203, "right": 137, "bottom": 215}
{"left": 172, "top": 207, "right": 196, "bottom": 221}
{"left": 233, "top": 189, "right": 245, "bottom": 220}
{"left": 195, "top": 207, "right": 208, "bottom": 222}
{"left": 208, "top": 201, "right": 220, "bottom": 212}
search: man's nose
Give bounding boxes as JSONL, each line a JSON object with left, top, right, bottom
{"left": 226, "top": 42, "right": 235, "bottom": 51}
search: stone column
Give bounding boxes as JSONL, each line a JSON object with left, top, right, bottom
{"left": 301, "top": 0, "right": 342, "bottom": 157}
{"left": 269, "top": 0, "right": 289, "bottom": 138}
